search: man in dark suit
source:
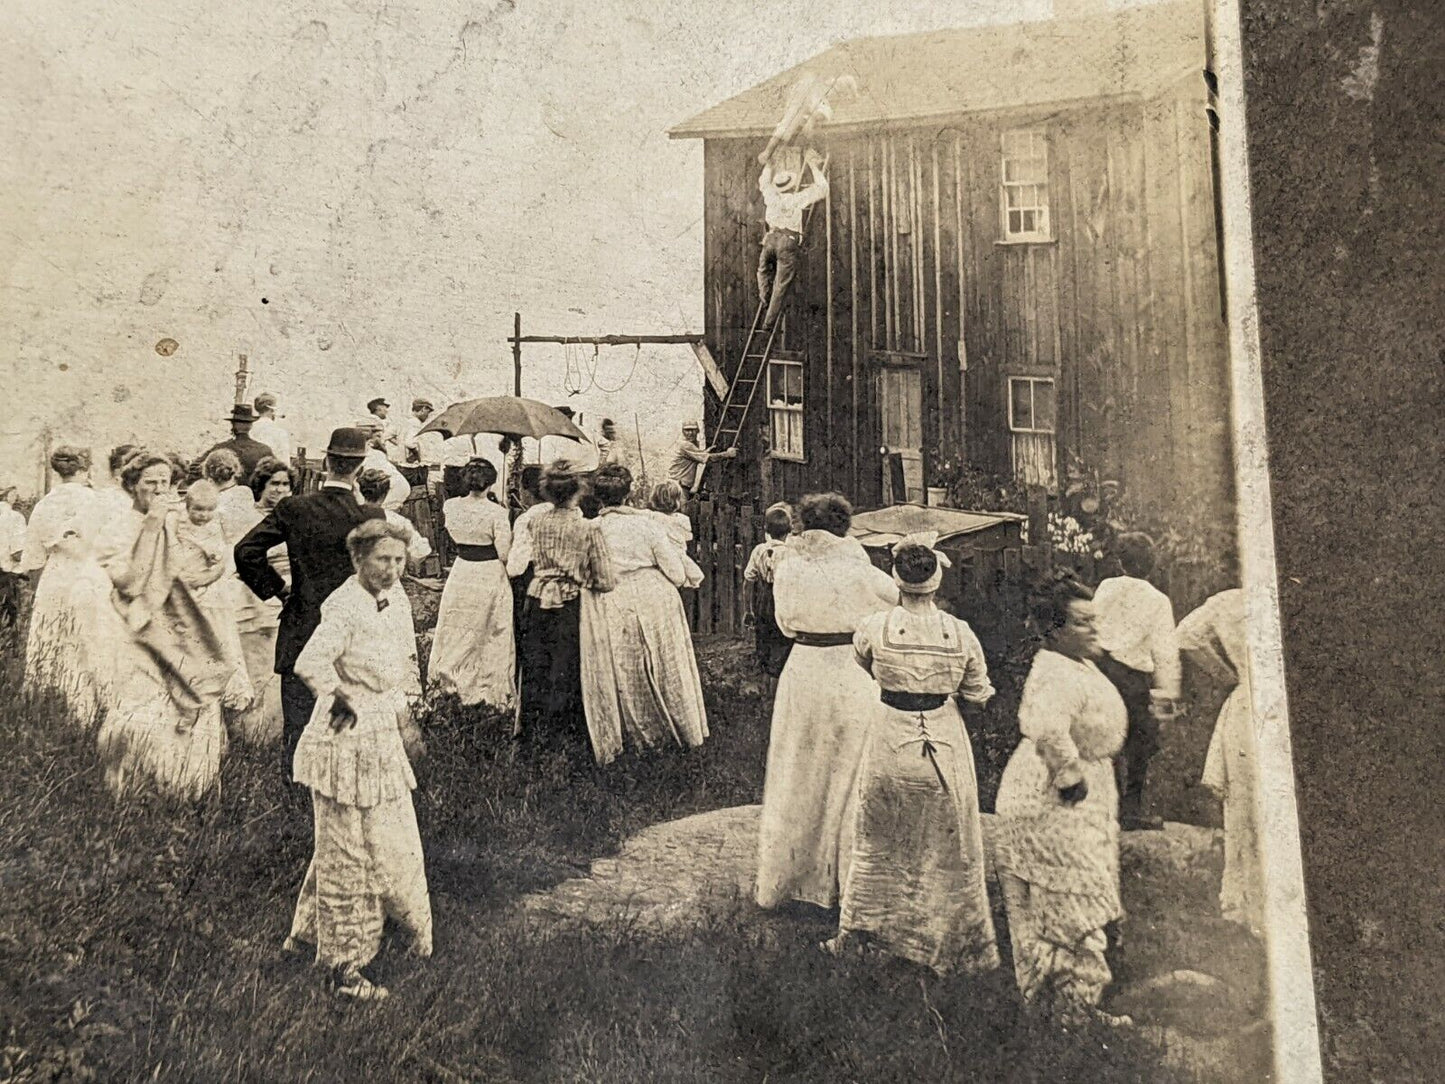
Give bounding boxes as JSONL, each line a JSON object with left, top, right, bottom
{"left": 235, "top": 428, "right": 383, "bottom": 781}
{"left": 202, "top": 404, "right": 277, "bottom": 480}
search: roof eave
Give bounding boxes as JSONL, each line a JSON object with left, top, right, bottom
{"left": 668, "top": 88, "right": 1160, "bottom": 141}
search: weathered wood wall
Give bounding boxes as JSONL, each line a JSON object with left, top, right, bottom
{"left": 701, "top": 79, "right": 1232, "bottom": 533}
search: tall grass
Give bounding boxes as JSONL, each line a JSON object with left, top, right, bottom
{"left": 0, "top": 641, "right": 1201, "bottom": 1082}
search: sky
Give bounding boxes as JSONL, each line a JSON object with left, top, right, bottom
{"left": 0, "top": 0, "right": 1103, "bottom": 490}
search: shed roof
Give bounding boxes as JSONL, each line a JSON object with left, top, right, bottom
{"left": 670, "top": 1, "right": 1205, "bottom": 140}
{"left": 849, "top": 504, "right": 1026, "bottom": 549}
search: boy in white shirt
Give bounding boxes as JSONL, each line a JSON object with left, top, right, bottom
{"left": 1092, "top": 532, "right": 1180, "bottom": 831}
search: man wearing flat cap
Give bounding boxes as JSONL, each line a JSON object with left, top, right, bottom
{"left": 400, "top": 397, "right": 444, "bottom": 474}
{"left": 668, "top": 421, "right": 736, "bottom": 492}
{"left": 235, "top": 427, "right": 384, "bottom": 784}
{"left": 367, "top": 397, "right": 403, "bottom": 462}
{"left": 202, "top": 404, "right": 275, "bottom": 479}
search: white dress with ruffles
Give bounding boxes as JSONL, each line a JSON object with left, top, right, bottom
{"left": 994, "top": 649, "right": 1128, "bottom": 1007}
{"left": 288, "top": 577, "right": 432, "bottom": 968}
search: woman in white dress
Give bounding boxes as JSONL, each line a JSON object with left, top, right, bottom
{"left": 994, "top": 575, "right": 1131, "bottom": 1025}
{"left": 94, "top": 452, "right": 231, "bottom": 801}
{"left": 428, "top": 459, "right": 514, "bottom": 710}
{"left": 580, "top": 464, "right": 707, "bottom": 765}
{"left": 756, "top": 492, "right": 899, "bottom": 910}
{"left": 824, "top": 533, "right": 999, "bottom": 975}
{"left": 225, "top": 458, "right": 295, "bottom": 745}
{"left": 21, "top": 445, "right": 111, "bottom": 724}
{"left": 1176, "top": 588, "right": 1265, "bottom": 935}
{"left": 285, "top": 519, "right": 431, "bottom": 1001}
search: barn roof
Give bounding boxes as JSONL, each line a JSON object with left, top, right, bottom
{"left": 669, "top": 1, "right": 1205, "bottom": 140}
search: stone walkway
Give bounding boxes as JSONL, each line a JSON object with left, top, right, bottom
{"left": 518, "top": 804, "right": 1269, "bottom": 1077}
{"left": 520, "top": 804, "right": 1221, "bottom": 933}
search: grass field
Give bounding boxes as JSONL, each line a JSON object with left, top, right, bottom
{"left": 0, "top": 630, "right": 1212, "bottom": 1083}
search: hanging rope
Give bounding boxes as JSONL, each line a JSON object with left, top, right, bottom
{"left": 587, "top": 342, "right": 643, "bottom": 395}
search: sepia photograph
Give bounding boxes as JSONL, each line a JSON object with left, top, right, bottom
{"left": 1, "top": 1, "right": 1336, "bottom": 1080}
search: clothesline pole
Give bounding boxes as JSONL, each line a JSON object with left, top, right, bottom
{"left": 512, "top": 312, "right": 523, "bottom": 398}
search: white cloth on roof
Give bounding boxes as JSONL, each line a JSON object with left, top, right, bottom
{"left": 1092, "top": 575, "right": 1181, "bottom": 699}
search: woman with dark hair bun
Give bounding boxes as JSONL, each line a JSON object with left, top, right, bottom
{"left": 517, "top": 461, "right": 615, "bottom": 752}
{"left": 428, "top": 457, "right": 515, "bottom": 709}
{"left": 823, "top": 532, "right": 999, "bottom": 975}
{"left": 993, "top": 572, "right": 1132, "bottom": 1026}
{"left": 578, "top": 464, "right": 707, "bottom": 763}
{"left": 756, "top": 491, "right": 899, "bottom": 911}
{"left": 21, "top": 444, "right": 109, "bottom": 722}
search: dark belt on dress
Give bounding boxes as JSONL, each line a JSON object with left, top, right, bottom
{"left": 879, "top": 689, "right": 953, "bottom": 793}
{"left": 791, "top": 631, "right": 854, "bottom": 648}
{"left": 454, "top": 543, "right": 499, "bottom": 562}
{"left": 879, "top": 690, "right": 949, "bottom": 712}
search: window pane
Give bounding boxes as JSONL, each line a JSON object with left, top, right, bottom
{"left": 1008, "top": 209, "right": 1022, "bottom": 234}
{"left": 1020, "top": 210, "right": 1035, "bottom": 234}
{"left": 1009, "top": 378, "right": 1032, "bottom": 430}
{"left": 771, "top": 409, "right": 787, "bottom": 452}
{"left": 1003, "top": 159, "right": 1018, "bottom": 184}
{"left": 789, "top": 411, "right": 804, "bottom": 457}
{"left": 1033, "top": 379, "right": 1056, "bottom": 432}
{"left": 786, "top": 363, "right": 803, "bottom": 402}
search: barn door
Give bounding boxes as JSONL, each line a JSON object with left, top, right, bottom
{"left": 879, "top": 366, "right": 924, "bottom": 503}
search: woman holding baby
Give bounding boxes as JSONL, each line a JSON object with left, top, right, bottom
{"left": 93, "top": 451, "right": 235, "bottom": 801}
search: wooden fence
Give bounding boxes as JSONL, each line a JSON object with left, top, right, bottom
{"left": 684, "top": 495, "right": 764, "bottom": 638}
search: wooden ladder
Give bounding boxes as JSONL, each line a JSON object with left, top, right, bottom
{"left": 693, "top": 166, "right": 827, "bottom": 494}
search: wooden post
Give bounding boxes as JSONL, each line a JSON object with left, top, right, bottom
{"left": 512, "top": 313, "right": 522, "bottom": 397}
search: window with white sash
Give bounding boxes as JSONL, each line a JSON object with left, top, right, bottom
{"left": 1000, "top": 129, "right": 1051, "bottom": 242}
{"left": 1008, "top": 375, "right": 1057, "bottom": 487}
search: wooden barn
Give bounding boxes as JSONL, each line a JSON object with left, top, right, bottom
{"left": 670, "top": 0, "right": 1233, "bottom": 534}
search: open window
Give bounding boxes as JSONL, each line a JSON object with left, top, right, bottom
{"left": 1000, "top": 128, "right": 1051, "bottom": 242}
{"left": 767, "top": 357, "right": 804, "bottom": 460}
{"left": 1008, "top": 375, "right": 1057, "bottom": 487}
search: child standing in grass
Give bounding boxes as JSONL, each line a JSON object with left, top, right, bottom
{"left": 743, "top": 502, "right": 795, "bottom": 680}
{"left": 285, "top": 519, "right": 431, "bottom": 1002}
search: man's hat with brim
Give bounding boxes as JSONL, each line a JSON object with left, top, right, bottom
{"left": 367, "top": 398, "right": 389, "bottom": 412}
{"left": 226, "top": 404, "right": 259, "bottom": 423}
{"left": 325, "top": 428, "right": 370, "bottom": 458}
{"left": 772, "top": 170, "right": 797, "bottom": 190}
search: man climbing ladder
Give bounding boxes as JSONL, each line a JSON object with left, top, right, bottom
{"left": 757, "top": 148, "right": 828, "bottom": 329}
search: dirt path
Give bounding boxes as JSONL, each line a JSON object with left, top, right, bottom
{"left": 519, "top": 805, "right": 1271, "bottom": 1080}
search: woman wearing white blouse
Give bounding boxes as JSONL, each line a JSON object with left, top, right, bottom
{"left": 428, "top": 460, "right": 514, "bottom": 710}
{"left": 755, "top": 493, "right": 899, "bottom": 910}
{"left": 824, "top": 533, "right": 1000, "bottom": 976}
{"left": 286, "top": 519, "right": 431, "bottom": 1002}
{"left": 994, "top": 575, "right": 1131, "bottom": 1026}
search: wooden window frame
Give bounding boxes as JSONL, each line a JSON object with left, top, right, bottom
{"left": 766, "top": 356, "right": 805, "bottom": 462}
{"left": 1007, "top": 375, "right": 1057, "bottom": 435}
{"left": 999, "top": 128, "right": 1052, "bottom": 244}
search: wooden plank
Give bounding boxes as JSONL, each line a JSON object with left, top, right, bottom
{"left": 869, "top": 138, "right": 879, "bottom": 354}
{"left": 932, "top": 139, "right": 945, "bottom": 441}
{"left": 717, "top": 499, "right": 736, "bottom": 635}
{"left": 953, "top": 135, "right": 967, "bottom": 454}
{"left": 690, "top": 342, "right": 729, "bottom": 399}
{"left": 849, "top": 149, "right": 862, "bottom": 500}
{"left": 696, "top": 497, "right": 715, "bottom": 636}
{"left": 824, "top": 150, "right": 834, "bottom": 490}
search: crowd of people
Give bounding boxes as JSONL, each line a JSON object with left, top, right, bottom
{"left": 0, "top": 414, "right": 1261, "bottom": 1018}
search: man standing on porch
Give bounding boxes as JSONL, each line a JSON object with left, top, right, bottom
{"left": 667, "top": 422, "right": 736, "bottom": 493}
{"left": 757, "top": 148, "right": 828, "bottom": 329}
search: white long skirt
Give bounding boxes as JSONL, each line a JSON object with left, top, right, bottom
{"left": 428, "top": 557, "right": 515, "bottom": 709}
{"left": 23, "top": 551, "right": 115, "bottom": 726}
{"left": 1203, "top": 682, "right": 1266, "bottom": 933}
{"left": 756, "top": 641, "right": 874, "bottom": 909}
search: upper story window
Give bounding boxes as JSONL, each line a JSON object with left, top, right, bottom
{"left": 1000, "top": 128, "right": 1051, "bottom": 242}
